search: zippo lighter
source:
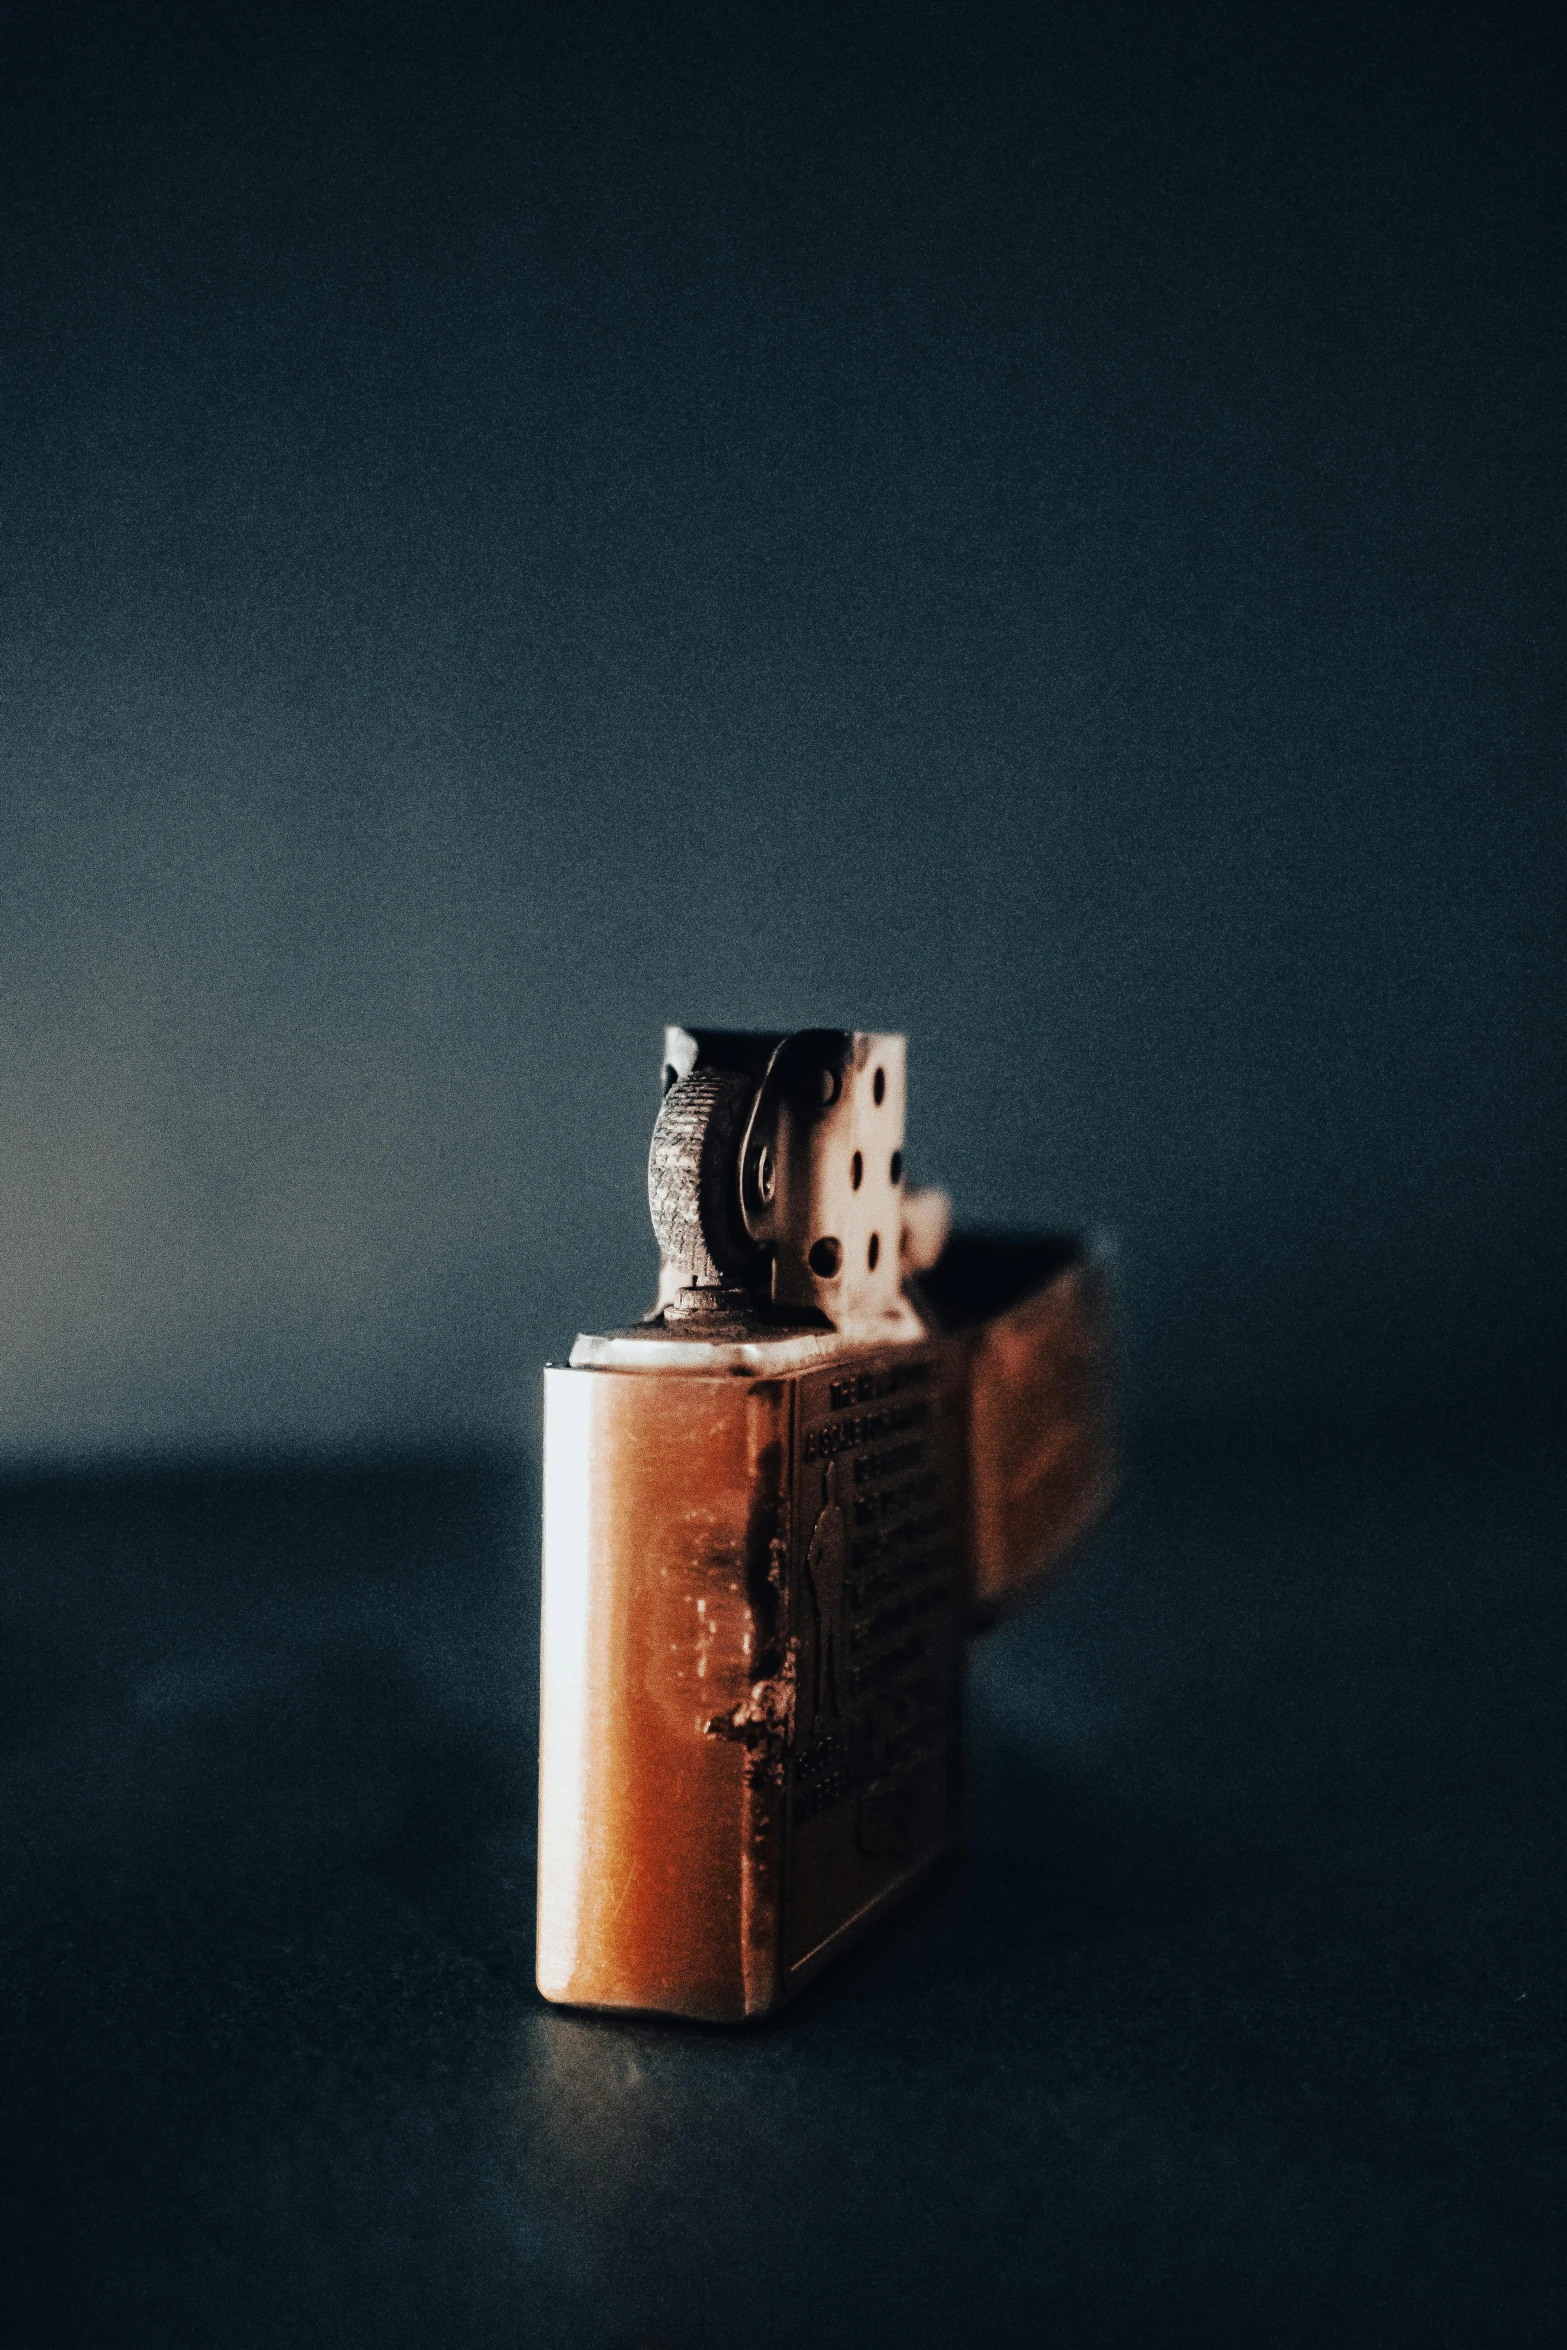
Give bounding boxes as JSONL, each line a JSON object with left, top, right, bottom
{"left": 537, "top": 1027, "right": 1117, "bottom": 2022}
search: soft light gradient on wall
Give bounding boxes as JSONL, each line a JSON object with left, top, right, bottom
{"left": 2, "top": 0, "right": 1560, "bottom": 1462}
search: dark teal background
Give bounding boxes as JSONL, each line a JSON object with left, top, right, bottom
{"left": 2, "top": 0, "right": 1560, "bottom": 1458}
{"left": 2, "top": 10, "right": 1564, "bottom": 2342}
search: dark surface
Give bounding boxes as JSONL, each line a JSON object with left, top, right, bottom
{"left": 3, "top": 1421, "right": 1562, "bottom": 2347}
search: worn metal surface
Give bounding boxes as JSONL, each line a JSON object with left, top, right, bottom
{"left": 538, "top": 1341, "right": 968, "bottom": 2019}
{"left": 539, "top": 1027, "right": 1118, "bottom": 2018}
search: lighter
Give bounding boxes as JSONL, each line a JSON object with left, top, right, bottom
{"left": 537, "top": 1027, "right": 1117, "bottom": 2021}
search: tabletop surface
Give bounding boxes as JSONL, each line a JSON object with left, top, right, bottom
{"left": 3, "top": 1416, "right": 1562, "bottom": 2348}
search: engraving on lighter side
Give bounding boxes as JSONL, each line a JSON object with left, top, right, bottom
{"left": 803, "top": 1459, "right": 849, "bottom": 1738}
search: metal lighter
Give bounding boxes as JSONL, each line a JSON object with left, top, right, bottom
{"left": 537, "top": 1027, "right": 1116, "bottom": 2021}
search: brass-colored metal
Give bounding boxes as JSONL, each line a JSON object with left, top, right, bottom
{"left": 538, "top": 1028, "right": 1117, "bottom": 2021}
{"left": 921, "top": 1235, "right": 1119, "bottom": 1623}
